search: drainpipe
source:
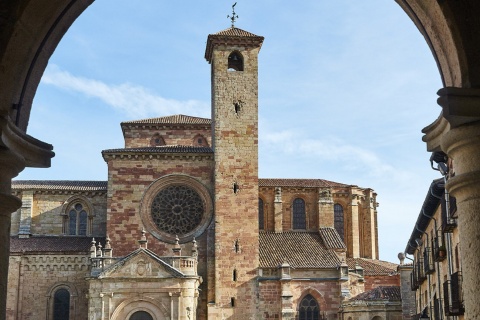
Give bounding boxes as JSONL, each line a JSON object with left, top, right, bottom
{"left": 415, "top": 225, "right": 433, "bottom": 318}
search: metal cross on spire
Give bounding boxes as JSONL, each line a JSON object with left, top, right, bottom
{"left": 227, "top": 2, "right": 239, "bottom": 27}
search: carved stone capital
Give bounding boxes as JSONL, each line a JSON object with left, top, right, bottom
{"left": 438, "top": 87, "right": 480, "bottom": 128}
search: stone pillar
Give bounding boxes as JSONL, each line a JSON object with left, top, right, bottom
{"left": 318, "top": 188, "right": 333, "bottom": 228}
{"left": 349, "top": 194, "right": 360, "bottom": 258}
{"left": 362, "top": 190, "right": 376, "bottom": 259}
{"left": 18, "top": 191, "right": 33, "bottom": 238}
{"left": 441, "top": 120, "right": 480, "bottom": 319}
{"left": 279, "top": 262, "right": 294, "bottom": 320}
{"left": 398, "top": 261, "right": 415, "bottom": 319}
{"left": 274, "top": 187, "right": 283, "bottom": 232}
{"left": 0, "top": 147, "right": 25, "bottom": 318}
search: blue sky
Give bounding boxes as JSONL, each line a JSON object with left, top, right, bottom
{"left": 18, "top": 0, "right": 443, "bottom": 263}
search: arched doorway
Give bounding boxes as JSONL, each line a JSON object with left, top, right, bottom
{"left": 130, "top": 311, "right": 154, "bottom": 320}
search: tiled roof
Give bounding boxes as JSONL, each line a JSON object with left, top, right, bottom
{"left": 259, "top": 232, "right": 341, "bottom": 268}
{"left": 259, "top": 178, "right": 347, "bottom": 188}
{"left": 205, "top": 27, "right": 264, "bottom": 62}
{"left": 121, "top": 114, "right": 211, "bottom": 125}
{"left": 102, "top": 146, "right": 214, "bottom": 154}
{"left": 319, "top": 227, "right": 346, "bottom": 250}
{"left": 12, "top": 180, "right": 107, "bottom": 191}
{"left": 347, "top": 258, "right": 399, "bottom": 276}
{"left": 10, "top": 236, "right": 105, "bottom": 253}
{"left": 213, "top": 27, "right": 261, "bottom": 37}
{"left": 350, "top": 286, "right": 401, "bottom": 301}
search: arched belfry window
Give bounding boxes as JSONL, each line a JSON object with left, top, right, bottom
{"left": 299, "top": 294, "right": 320, "bottom": 320}
{"left": 259, "top": 198, "right": 265, "bottom": 230}
{"left": 334, "top": 203, "right": 345, "bottom": 242}
{"left": 228, "top": 51, "right": 244, "bottom": 71}
{"left": 130, "top": 311, "right": 154, "bottom": 320}
{"left": 292, "top": 198, "right": 306, "bottom": 229}
{"left": 53, "top": 289, "right": 70, "bottom": 320}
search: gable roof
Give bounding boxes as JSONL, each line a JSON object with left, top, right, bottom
{"left": 346, "top": 258, "right": 399, "bottom": 276}
{"left": 12, "top": 180, "right": 107, "bottom": 192}
{"left": 318, "top": 227, "right": 346, "bottom": 250}
{"left": 121, "top": 114, "right": 211, "bottom": 126}
{"left": 93, "top": 247, "right": 185, "bottom": 278}
{"left": 259, "top": 232, "right": 341, "bottom": 268}
{"left": 259, "top": 178, "right": 348, "bottom": 188}
{"left": 350, "top": 286, "right": 401, "bottom": 301}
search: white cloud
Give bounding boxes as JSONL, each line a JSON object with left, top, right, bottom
{"left": 263, "top": 129, "right": 412, "bottom": 182}
{"left": 41, "top": 65, "right": 209, "bottom": 119}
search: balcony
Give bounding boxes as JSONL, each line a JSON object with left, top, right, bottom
{"left": 423, "top": 247, "right": 435, "bottom": 275}
{"left": 443, "top": 271, "right": 465, "bottom": 316}
{"left": 441, "top": 193, "right": 457, "bottom": 233}
{"left": 416, "top": 258, "right": 427, "bottom": 284}
{"left": 432, "top": 236, "right": 447, "bottom": 262}
{"left": 410, "top": 268, "right": 419, "bottom": 291}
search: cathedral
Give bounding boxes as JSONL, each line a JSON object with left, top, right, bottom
{"left": 6, "top": 26, "right": 401, "bottom": 320}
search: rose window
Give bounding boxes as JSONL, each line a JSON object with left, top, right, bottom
{"left": 151, "top": 185, "right": 204, "bottom": 235}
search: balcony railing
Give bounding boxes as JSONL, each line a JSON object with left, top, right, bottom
{"left": 423, "top": 247, "right": 435, "bottom": 275}
{"left": 410, "top": 269, "right": 419, "bottom": 291}
{"left": 443, "top": 271, "right": 465, "bottom": 316}
{"left": 441, "top": 193, "right": 457, "bottom": 233}
{"left": 432, "top": 236, "right": 447, "bottom": 262}
{"left": 416, "top": 258, "right": 427, "bottom": 284}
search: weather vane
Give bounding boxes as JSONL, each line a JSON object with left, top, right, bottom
{"left": 227, "top": 2, "right": 239, "bottom": 27}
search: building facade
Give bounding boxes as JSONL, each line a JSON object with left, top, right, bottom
{"left": 5, "top": 27, "right": 400, "bottom": 320}
{"left": 403, "top": 152, "right": 464, "bottom": 320}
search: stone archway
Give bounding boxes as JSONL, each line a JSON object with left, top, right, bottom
{"left": 2, "top": 1, "right": 480, "bottom": 319}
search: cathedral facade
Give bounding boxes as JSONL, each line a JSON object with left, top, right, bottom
{"left": 6, "top": 27, "right": 400, "bottom": 320}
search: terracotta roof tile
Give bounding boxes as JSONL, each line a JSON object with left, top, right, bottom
{"left": 121, "top": 114, "right": 211, "bottom": 125}
{"left": 319, "top": 227, "right": 346, "bottom": 249}
{"left": 212, "top": 27, "right": 261, "bottom": 37}
{"left": 259, "top": 178, "right": 347, "bottom": 188}
{"left": 259, "top": 232, "right": 341, "bottom": 268}
{"left": 102, "top": 146, "right": 214, "bottom": 154}
{"left": 12, "top": 180, "right": 107, "bottom": 191}
{"left": 10, "top": 236, "right": 105, "bottom": 253}
{"left": 347, "top": 258, "right": 399, "bottom": 276}
{"left": 350, "top": 286, "right": 401, "bottom": 301}
{"left": 205, "top": 27, "right": 264, "bottom": 62}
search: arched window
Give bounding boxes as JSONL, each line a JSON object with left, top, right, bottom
{"left": 228, "top": 51, "right": 244, "bottom": 71}
{"left": 299, "top": 294, "right": 320, "bottom": 320}
{"left": 259, "top": 198, "right": 265, "bottom": 230}
{"left": 193, "top": 134, "right": 209, "bottom": 147}
{"left": 150, "top": 133, "right": 165, "bottom": 146}
{"left": 130, "top": 311, "right": 154, "bottom": 320}
{"left": 64, "top": 201, "right": 92, "bottom": 236}
{"left": 334, "top": 203, "right": 345, "bottom": 241}
{"left": 53, "top": 289, "right": 70, "bottom": 320}
{"left": 292, "top": 198, "right": 306, "bottom": 229}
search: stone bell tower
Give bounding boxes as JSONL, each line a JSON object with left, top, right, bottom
{"left": 205, "top": 26, "right": 264, "bottom": 319}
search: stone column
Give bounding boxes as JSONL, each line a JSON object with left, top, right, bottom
{"left": 274, "top": 187, "right": 283, "bottom": 232}
{"left": 0, "top": 148, "right": 24, "bottom": 317}
{"left": 441, "top": 121, "right": 480, "bottom": 319}
{"left": 318, "top": 188, "right": 334, "bottom": 228}
{"left": 422, "top": 87, "right": 480, "bottom": 319}
{"left": 349, "top": 194, "right": 360, "bottom": 258}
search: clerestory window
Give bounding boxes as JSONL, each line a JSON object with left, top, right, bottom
{"left": 259, "top": 198, "right": 265, "bottom": 230}
{"left": 334, "top": 203, "right": 345, "bottom": 242}
{"left": 292, "top": 198, "right": 306, "bottom": 229}
{"left": 64, "top": 201, "right": 92, "bottom": 236}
